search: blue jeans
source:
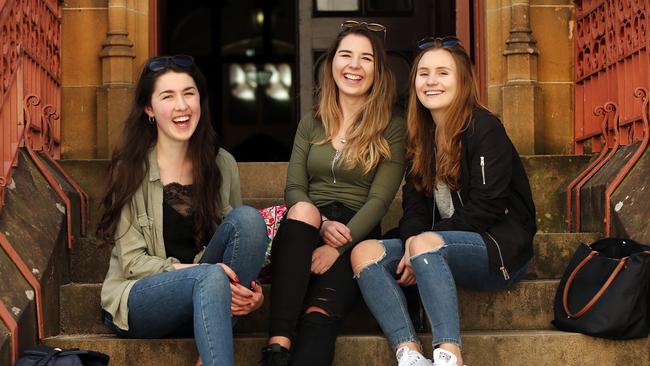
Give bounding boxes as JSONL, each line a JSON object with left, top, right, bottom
{"left": 104, "top": 206, "right": 267, "bottom": 366}
{"left": 356, "top": 231, "right": 529, "bottom": 350}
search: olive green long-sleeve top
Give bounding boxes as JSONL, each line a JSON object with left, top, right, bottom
{"left": 285, "top": 114, "right": 406, "bottom": 252}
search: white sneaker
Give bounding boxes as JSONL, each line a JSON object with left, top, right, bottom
{"left": 396, "top": 346, "right": 434, "bottom": 366}
{"left": 432, "top": 348, "right": 458, "bottom": 366}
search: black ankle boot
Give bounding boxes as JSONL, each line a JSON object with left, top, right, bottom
{"left": 260, "top": 343, "right": 291, "bottom": 366}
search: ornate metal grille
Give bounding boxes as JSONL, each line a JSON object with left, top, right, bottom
{"left": 575, "top": 0, "right": 648, "bottom": 153}
{"left": 0, "top": 0, "right": 61, "bottom": 208}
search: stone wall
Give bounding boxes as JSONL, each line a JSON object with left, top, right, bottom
{"left": 61, "top": 0, "right": 150, "bottom": 159}
{"left": 486, "top": 0, "right": 575, "bottom": 154}
{"left": 61, "top": 0, "right": 578, "bottom": 158}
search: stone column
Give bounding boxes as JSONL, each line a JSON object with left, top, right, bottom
{"left": 502, "top": 0, "right": 542, "bottom": 155}
{"left": 96, "top": 0, "right": 136, "bottom": 158}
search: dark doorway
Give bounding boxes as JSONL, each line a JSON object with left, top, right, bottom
{"left": 157, "top": 1, "right": 464, "bottom": 162}
{"left": 159, "top": 0, "right": 297, "bottom": 162}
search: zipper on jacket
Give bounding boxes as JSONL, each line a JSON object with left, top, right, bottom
{"left": 485, "top": 232, "right": 510, "bottom": 280}
{"left": 480, "top": 156, "right": 486, "bottom": 185}
{"left": 430, "top": 198, "right": 437, "bottom": 229}
{"left": 332, "top": 149, "right": 342, "bottom": 183}
{"left": 456, "top": 191, "right": 464, "bottom": 207}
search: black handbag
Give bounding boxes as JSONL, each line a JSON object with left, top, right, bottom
{"left": 552, "top": 237, "right": 650, "bottom": 339}
{"left": 15, "top": 345, "right": 109, "bottom": 366}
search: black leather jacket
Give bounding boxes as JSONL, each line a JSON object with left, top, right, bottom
{"left": 399, "top": 108, "right": 536, "bottom": 279}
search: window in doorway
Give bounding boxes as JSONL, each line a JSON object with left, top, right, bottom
{"left": 315, "top": 0, "right": 360, "bottom": 12}
{"left": 161, "top": 0, "right": 296, "bottom": 162}
{"left": 314, "top": 0, "right": 413, "bottom": 16}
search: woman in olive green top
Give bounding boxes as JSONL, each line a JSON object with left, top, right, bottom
{"left": 260, "top": 21, "right": 406, "bottom": 366}
{"left": 96, "top": 55, "right": 268, "bottom": 366}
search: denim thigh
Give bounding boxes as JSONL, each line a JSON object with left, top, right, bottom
{"left": 426, "top": 231, "right": 528, "bottom": 291}
{"left": 106, "top": 264, "right": 231, "bottom": 339}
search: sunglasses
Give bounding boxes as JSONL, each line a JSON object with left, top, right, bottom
{"left": 146, "top": 55, "right": 195, "bottom": 73}
{"left": 340, "top": 20, "right": 387, "bottom": 40}
{"left": 417, "top": 36, "right": 461, "bottom": 50}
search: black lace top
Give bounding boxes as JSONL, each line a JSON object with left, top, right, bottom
{"left": 162, "top": 182, "right": 198, "bottom": 264}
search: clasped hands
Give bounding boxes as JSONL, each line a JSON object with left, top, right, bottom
{"left": 172, "top": 263, "right": 264, "bottom": 316}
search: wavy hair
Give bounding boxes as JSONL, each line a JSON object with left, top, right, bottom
{"left": 406, "top": 40, "right": 484, "bottom": 194}
{"left": 315, "top": 25, "right": 396, "bottom": 174}
{"left": 96, "top": 58, "right": 222, "bottom": 249}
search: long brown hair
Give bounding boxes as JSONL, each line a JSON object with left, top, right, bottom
{"left": 407, "top": 40, "right": 483, "bottom": 194}
{"left": 96, "top": 58, "right": 222, "bottom": 249}
{"left": 315, "top": 25, "right": 396, "bottom": 174}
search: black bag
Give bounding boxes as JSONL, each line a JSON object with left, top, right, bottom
{"left": 15, "top": 345, "right": 109, "bottom": 366}
{"left": 552, "top": 237, "right": 650, "bottom": 339}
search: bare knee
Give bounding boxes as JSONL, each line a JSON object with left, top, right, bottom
{"left": 351, "top": 240, "right": 385, "bottom": 275}
{"left": 409, "top": 232, "right": 445, "bottom": 256}
{"left": 304, "top": 306, "right": 330, "bottom": 317}
{"left": 286, "top": 201, "right": 321, "bottom": 228}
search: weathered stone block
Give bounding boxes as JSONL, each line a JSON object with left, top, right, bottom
{"left": 610, "top": 148, "right": 650, "bottom": 243}
{"left": 502, "top": 83, "right": 543, "bottom": 155}
{"left": 580, "top": 144, "right": 638, "bottom": 233}
{"left": 61, "top": 87, "right": 99, "bottom": 159}
{"left": 96, "top": 86, "right": 135, "bottom": 158}
{"left": 531, "top": 5, "right": 574, "bottom": 81}
{"left": 61, "top": 6, "right": 107, "bottom": 86}
{"left": 540, "top": 83, "right": 573, "bottom": 154}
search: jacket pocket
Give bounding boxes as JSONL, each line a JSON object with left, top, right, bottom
{"left": 137, "top": 213, "right": 154, "bottom": 243}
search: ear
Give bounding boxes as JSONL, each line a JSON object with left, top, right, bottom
{"left": 144, "top": 105, "right": 154, "bottom": 118}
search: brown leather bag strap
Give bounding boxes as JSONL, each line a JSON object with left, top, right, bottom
{"left": 562, "top": 250, "right": 628, "bottom": 319}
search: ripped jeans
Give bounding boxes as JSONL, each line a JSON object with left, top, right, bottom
{"left": 355, "top": 231, "right": 529, "bottom": 350}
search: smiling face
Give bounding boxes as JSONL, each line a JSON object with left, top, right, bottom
{"left": 145, "top": 71, "right": 201, "bottom": 146}
{"left": 331, "top": 33, "right": 376, "bottom": 101}
{"left": 415, "top": 49, "right": 458, "bottom": 122}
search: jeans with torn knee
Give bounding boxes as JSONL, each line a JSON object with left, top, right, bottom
{"left": 355, "top": 238, "right": 421, "bottom": 351}
{"left": 356, "top": 231, "right": 530, "bottom": 350}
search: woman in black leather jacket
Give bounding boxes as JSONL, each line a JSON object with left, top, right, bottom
{"left": 350, "top": 37, "right": 536, "bottom": 366}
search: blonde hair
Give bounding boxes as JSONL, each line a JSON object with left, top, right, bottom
{"left": 315, "top": 26, "right": 396, "bottom": 174}
{"left": 407, "top": 41, "right": 483, "bottom": 194}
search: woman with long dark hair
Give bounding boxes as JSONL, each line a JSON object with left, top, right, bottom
{"left": 260, "top": 21, "right": 406, "bottom": 366}
{"left": 97, "top": 55, "right": 268, "bottom": 366}
{"left": 351, "top": 38, "right": 536, "bottom": 366}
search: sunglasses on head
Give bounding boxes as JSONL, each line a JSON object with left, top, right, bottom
{"left": 146, "top": 55, "right": 195, "bottom": 73}
{"left": 417, "top": 36, "right": 461, "bottom": 50}
{"left": 340, "top": 20, "right": 387, "bottom": 40}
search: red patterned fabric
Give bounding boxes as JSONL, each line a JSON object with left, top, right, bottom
{"left": 257, "top": 205, "right": 287, "bottom": 283}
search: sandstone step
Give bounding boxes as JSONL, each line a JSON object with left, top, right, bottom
{"left": 60, "top": 279, "right": 560, "bottom": 335}
{"left": 521, "top": 155, "right": 591, "bottom": 233}
{"left": 45, "top": 331, "right": 648, "bottom": 366}
{"left": 60, "top": 155, "right": 592, "bottom": 235}
{"left": 525, "top": 232, "right": 600, "bottom": 280}
{"left": 70, "top": 232, "right": 599, "bottom": 284}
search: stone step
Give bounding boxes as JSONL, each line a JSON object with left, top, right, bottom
{"left": 45, "top": 331, "right": 648, "bottom": 366}
{"left": 521, "top": 155, "right": 591, "bottom": 233}
{"left": 70, "top": 232, "right": 600, "bottom": 284}
{"left": 60, "top": 279, "right": 560, "bottom": 335}
{"left": 60, "top": 155, "right": 592, "bottom": 235}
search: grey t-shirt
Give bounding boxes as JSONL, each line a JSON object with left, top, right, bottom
{"left": 435, "top": 181, "right": 455, "bottom": 219}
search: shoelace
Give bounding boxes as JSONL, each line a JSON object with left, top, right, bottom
{"left": 398, "top": 348, "right": 429, "bottom": 366}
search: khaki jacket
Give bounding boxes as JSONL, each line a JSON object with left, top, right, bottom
{"left": 100, "top": 148, "right": 241, "bottom": 331}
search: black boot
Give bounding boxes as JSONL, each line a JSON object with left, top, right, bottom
{"left": 260, "top": 343, "right": 291, "bottom": 366}
{"left": 291, "top": 312, "right": 339, "bottom": 366}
